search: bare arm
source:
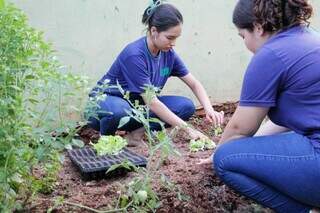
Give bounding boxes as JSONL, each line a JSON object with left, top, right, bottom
{"left": 198, "top": 106, "right": 269, "bottom": 165}
{"left": 142, "top": 95, "right": 206, "bottom": 139}
{"left": 180, "top": 73, "right": 224, "bottom": 126}
{"left": 144, "top": 95, "right": 186, "bottom": 127}
{"left": 219, "top": 106, "right": 269, "bottom": 145}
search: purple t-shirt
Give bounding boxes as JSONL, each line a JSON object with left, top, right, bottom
{"left": 240, "top": 25, "right": 320, "bottom": 148}
{"left": 90, "top": 36, "right": 188, "bottom": 98}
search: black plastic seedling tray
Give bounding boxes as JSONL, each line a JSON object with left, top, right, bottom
{"left": 68, "top": 147, "right": 147, "bottom": 180}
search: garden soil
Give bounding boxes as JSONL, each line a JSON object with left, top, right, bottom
{"left": 29, "top": 102, "right": 272, "bottom": 213}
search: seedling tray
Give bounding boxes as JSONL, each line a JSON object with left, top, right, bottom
{"left": 68, "top": 147, "right": 147, "bottom": 180}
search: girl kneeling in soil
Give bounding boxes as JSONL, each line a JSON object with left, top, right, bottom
{"left": 203, "top": 0, "right": 320, "bottom": 212}
{"left": 86, "top": 1, "right": 224, "bottom": 143}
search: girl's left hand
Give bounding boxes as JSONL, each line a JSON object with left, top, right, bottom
{"left": 205, "top": 110, "right": 224, "bottom": 127}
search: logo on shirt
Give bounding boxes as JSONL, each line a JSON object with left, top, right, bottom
{"left": 160, "top": 67, "right": 171, "bottom": 77}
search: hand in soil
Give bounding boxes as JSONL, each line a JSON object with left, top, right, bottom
{"left": 197, "top": 155, "right": 213, "bottom": 165}
{"left": 187, "top": 127, "right": 209, "bottom": 141}
{"left": 205, "top": 110, "right": 225, "bottom": 127}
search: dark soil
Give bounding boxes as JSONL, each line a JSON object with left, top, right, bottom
{"left": 28, "top": 102, "right": 272, "bottom": 213}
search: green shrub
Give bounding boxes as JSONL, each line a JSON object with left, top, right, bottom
{"left": 0, "top": 2, "right": 87, "bottom": 212}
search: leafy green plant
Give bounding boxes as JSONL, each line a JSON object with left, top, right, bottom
{"left": 91, "top": 135, "right": 128, "bottom": 156}
{"left": 152, "top": 129, "right": 181, "bottom": 169}
{"left": 189, "top": 138, "right": 216, "bottom": 152}
{"left": 106, "top": 160, "right": 138, "bottom": 174}
{"left": 114, "top": 85, "right": 184, "bottom": 212}
{"left": 118, "top": 171, "right": 161, "bottom": 212}
{"left": 0, "top": 2, "right": 87, "bottom": 212}
{"left": 213, "top": 126, "right": 223, "bottom": 136}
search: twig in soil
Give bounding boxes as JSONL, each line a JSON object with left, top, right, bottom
{"left": 63, "top": 200, "right": 133, "bottom": 213}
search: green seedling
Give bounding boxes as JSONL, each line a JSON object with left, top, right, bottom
{"left": 214, "top": 126, "right": 223, "bottom": 136}
{"left": 106, "top": 160, "right": 138, "bottom": 174}
{"left": 136, "top": 190, "right": 148, "bottom": 203}
{"left": 189, "top": 139, "right": 206, "bottom": 152}
{"left": 91, "top": 135, "right": 127, "bottom": 156}
{"left": 189, "top": 138, "right": 216, "bottom": 152}
{"left": 117, "top": 174, "right": 160, "bottom": 211}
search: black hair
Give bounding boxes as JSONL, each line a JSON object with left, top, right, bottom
{"left": 142, "top": 1, "right": 183, "bottom": 32}
{"left": 233, "top": 0, "right": 313, "bottom": 32}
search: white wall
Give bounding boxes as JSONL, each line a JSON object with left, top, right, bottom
{"left": 10, "top": 0, "right": 320, "bottom": 103}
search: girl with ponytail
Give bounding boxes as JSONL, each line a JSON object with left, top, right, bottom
{"left": 202, "top": 0, "right": 320, "bottom": 212}
{"left": 87, "top": 1, "right": 224, "bottom": 143}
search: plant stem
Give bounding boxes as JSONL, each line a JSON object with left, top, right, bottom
{"left": 58, "top": 78, "right": 63, "bottom": 126}
{"left": 35, "top": 92, "right": 52, "bottom": 128}
{"left": 2, "top": 147, "right": 14, "bottom": 205}
{"left": 63, "top": 200, "right": 133, "bottom": 213}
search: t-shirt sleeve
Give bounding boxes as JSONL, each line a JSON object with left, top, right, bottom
{"left": 239, "top": 47, "right": 286, "bottom": 107}
{"left": 171, "top": 51, "right": 189, "bottom": 77}
{"left": 120, "top": 55, "right": 151, "bottom": 93}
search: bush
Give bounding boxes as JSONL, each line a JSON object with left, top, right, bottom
{"left": 0, "top": 1, "right": 88, "bottom": 211}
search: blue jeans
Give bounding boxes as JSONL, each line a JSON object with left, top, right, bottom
{"left": 213, "top": 132, "right": 320, "bottom": 213}
{"left": 86, "top": 95, "right": 195, "bottom": 135}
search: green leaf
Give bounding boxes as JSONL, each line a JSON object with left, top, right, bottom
{"left": 106, "top": 160, "right": 137, "bottom": 174}
{"left": 116, "top": 80, "right": 124, "bottom": 95}
{"left": 71, "top": 139, "right": 84, "bottom": 148}
{"left": 189, "top": 139, "right": 205, "bottom": 152}
{"left": 9, "top": 85, "right": 22, "bottom": 92}
{"left": 27, "top": 98, "right": 39, "bottom": 104}
{"left": 214, "top": 126, "right": 223, "bottom": 136}
{"left": 92, "top": 135, "right": 128, "bottom": 156}
{"left": 148, "top": 117, "right": 162, "bottom": 124}
{"left": 120, "top": 195, "right": 129, "bottom": 208}
{"left": 24, "top": 74, "right": 36, "bottom": 80}
{"left": 0, "top": 0, "right": 5, "bottom": 9}
{"left": 118, "top": 116, "right": 130, "bottom": 128}
{"left": 64, "top": 144, "right": 73, "bottom": 150}
{"left": 189, "top": 138, "right": 216, "bottom": 152}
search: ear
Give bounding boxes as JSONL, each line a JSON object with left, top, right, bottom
{"left": 253, "top": 23, "right": 264, "bottom": 36}
{"left": 150, "top": 26, "right": 158, "bottom": 36}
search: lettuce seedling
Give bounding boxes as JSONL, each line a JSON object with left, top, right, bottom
{"left": 91, "top": 135, "right": 128, "bottom": 155}
{"left": 189, "top": 138, "right": 216, "bottom": 152}
{"left": 214, "top": 126, "right": 223, "bottom": 136}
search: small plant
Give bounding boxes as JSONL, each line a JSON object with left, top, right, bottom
{"left": 106, "top": 160, "right": 137, "bottom": 174}
{"left": 152, "top": 129, "right": 181, "bottom": 169}
{"left": 115, "top": 85, "right": 183, "bottom": 212}
{"left": 91, "top": 135, "right": 127, "bottom": 156}
{"left": 214, "top": 125, "right": 223, "bottom": 136}
{"left": 189, "top": 138, "right": 216, "bottom": 152}
{"left": 118, "top": 172, "right": 161, "bottom": 212}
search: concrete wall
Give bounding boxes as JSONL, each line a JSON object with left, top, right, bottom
{"left": 10, "top": 0, "right": 320, "bottom": 104}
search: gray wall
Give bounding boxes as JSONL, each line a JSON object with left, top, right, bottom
{"left": 10, "top": 0, "right": 320, "bottom": 104}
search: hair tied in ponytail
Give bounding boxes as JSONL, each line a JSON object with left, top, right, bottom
{"left": 146, "top": 0, "right": 162, "bottom": 15}
{"left": 142, "top": 1, "right": 183, "bottom": 32}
